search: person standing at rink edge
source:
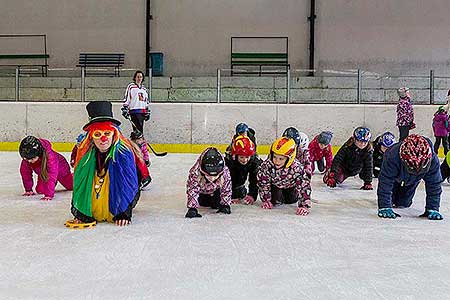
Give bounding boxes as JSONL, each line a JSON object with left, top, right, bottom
{"left": 396, "top": 87, "right": 415, "bottom": 142}
{"left": 121, "top": 70, "right": 150, "bottom": 134}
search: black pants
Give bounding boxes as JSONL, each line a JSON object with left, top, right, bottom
{"left": 441, "top": 160, "right": 450, "bottom": 181}
{"left": 434, "top": 136, "right": 449, "bottom": 155}
{"left": 270, "top": 185, "right": 297, "bottom": 205}
{"left": 398, "top": 126, "right": 410, "bottom": 142}
{"left": 130, "top": 113, "right": 146, "bottom": 134}
{"left": 198, "top": 190, "right": 221, "bottom": 209}
{"left": 316, "top": 158, "right": 326, "bottom": 173}
{"left": 232, "top": 185, "right": 247, "bottom": 199}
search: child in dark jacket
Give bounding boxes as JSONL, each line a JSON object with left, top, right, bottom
{"left": 323, "top": 127, "right": 373, "bottom": 190}
{"left": 372, "top": 132, "right": 396, "bottom": 178}
{"left": 185, "top": 147, "right": 232, "bottom": 218}
{"left": 19, "top": 136, "right": 73, "bottom": 200}
{"left": 308, "top": 131, "right": 333, "bottom": 174}
{"left": 225, "top": 123, "right": 257, "bottom": 159}
{"left": 377, "top": 134, "right": 443, "bottom": 220}
{"left": 225, "top": 135, "right": 260, "bottom": 205}
{"left": 432, "top": 106, "right": 450, "bottom": 155}
{"left": 257, "top": 137, "right": 311, "bottom": 216}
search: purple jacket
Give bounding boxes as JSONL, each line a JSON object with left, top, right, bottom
{"left": 186, "top": 150, "right": 232, "bottom": 209}
{"left": 396, "top": 97, "right": 414, "bottom": 127}
{"left": 432, "top": 112, "right": 450, "bottom": 137}
{"left": 20, "top": 139, "right": 72, "bottom": 198}
{"left": 257, "top": 158, "right": 312, "bottom": 208}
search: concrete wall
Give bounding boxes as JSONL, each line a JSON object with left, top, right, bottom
{"left": 2, "top": 1, "right": 449, "bottom": 76}
{"left": 0, "top": 102, "right": 439, "bottom": 146}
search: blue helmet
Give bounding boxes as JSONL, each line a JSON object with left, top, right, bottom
{"left": 282, "top": 127, "right": 300, "bottom": 146}
{"left": 235, "top": 123, "right": 249, "bottom": 135}
{"left": 353, "top": 127, "right": 372, "bottom": 142}
{"left": 379, "top": 132, "right": 396, "bottom": 148}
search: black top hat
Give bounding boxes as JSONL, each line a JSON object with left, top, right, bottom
{"left": 83, "top": 101, "right": 121, "bottom": 130}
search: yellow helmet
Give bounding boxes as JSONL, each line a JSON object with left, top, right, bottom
{"left": 270, "top": 137, "right": 296, "bottom": 168}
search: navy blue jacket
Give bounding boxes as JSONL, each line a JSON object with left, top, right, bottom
{"left": 377, "top": 139, "right": 442, "bottom": 210}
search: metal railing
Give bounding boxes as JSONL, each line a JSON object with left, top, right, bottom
{"left": 1, "top": 65, "right": 448, "bottom": 105}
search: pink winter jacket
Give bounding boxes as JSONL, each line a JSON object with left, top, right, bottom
{"left": 186, "top": 150, "right": 232, "bottom": 209}
{"left": 20, "top": 139, "right": 72, "bottom": 198}
{"left": 308, "top": 136, "right": 333, "bottom": 172}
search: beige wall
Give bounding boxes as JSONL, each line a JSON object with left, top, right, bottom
{"left": 0, "top": 0, "right": 146, "bottom": 69}
{"left": 316, "top": 0, "right": 450, "bottom": 75}
{"left": 1, "top": 0, "right": 449, "bottom": 76}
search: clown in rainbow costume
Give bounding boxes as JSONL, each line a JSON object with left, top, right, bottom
{"left": 69, "top": 101, "right": 145, "bottom": 227}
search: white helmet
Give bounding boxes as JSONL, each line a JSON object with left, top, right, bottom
{"left": 298, "top": 132, "right": 309, "bottom": 150}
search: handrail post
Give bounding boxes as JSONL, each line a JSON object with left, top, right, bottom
{"left": 216, "top": 68, "right": 221, "bottom": 103}
{"left": 357, "top": 69, "right": 362, "bottom": 104}
{"left": 148, "top": 67, "right": 153, "bottom": 101}
{"left": 81, "top": 66, "right": 85, "bottom": 102}
{"left": 286, "top": 66, "right": 291, "bottom": 104}
{"left": 430, "top": 69, "right": 434, "bottom": 105}
{"left": 15, "top": 66, "right": 20, "bottom": 101}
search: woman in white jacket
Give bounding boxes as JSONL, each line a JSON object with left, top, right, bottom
{"left": 121, "top": 70, "right": 150, "bottom": 134}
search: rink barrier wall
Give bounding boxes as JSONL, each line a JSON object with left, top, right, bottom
{"left": 0, "top": 102, "right": 444, "bottom": 156}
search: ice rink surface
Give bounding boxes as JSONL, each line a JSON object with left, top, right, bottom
{"left": 0, "top": 151, "right": 449, "bottom": 300}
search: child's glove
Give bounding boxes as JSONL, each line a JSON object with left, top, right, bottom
{"left": 420, "top": 210, "right": 443, "bottom": 220}
{"left": 360, "top": 183, "right": 373, "bottom": 190}
{"left": 121, "top": 106, "right": 129, "bottom": 119}
{"left": 22, "top": 191, "right": 35, "bottom": 196}
{"left": 325, "top": 172, "right": 336, "bottom": 188}
{"left": 261, "top": 201, "right": 273, "bottom": 209}
{"left": 378, "top": 208, "right": 401, "bottom": 219}
{"left": 216, "top": 204, "right": 231, "bottom": 214}
{"left": 243, "top": 195, "right": 255, "bottom": 205}
{"left": 296, "top": 206, "right": 310, "bottom": 216}
{"left": 185, "top": 208, "right": 202, "bottom": 218}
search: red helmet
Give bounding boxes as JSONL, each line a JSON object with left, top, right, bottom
{"left": 400, "top": 134, "right": 432, "bottom": 175}
{"left": 231, "top": 135, "right": 256, "bottom": 157}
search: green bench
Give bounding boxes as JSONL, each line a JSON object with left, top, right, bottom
{"left": 0, "top": 53, "right": 49, "bottom": 76}
{"left": 231, "top": 52, "right": 289, "bottom": 76}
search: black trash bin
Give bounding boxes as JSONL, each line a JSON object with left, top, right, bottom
{"left": 150, "top": 52, "right": 164, "bottom": 76}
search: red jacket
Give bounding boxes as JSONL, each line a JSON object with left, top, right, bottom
{"left": 308, "top": 136, "right": 333, "bottom": 172}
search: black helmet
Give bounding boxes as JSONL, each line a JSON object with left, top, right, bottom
{"left": 19, "top": 136, "right": 43, "bottom": 159}
{"left": 282, "top": 127, "right": 300, "bottom": 146}
{"left": 200, "top": 148, "right": 225, "bottom": 176}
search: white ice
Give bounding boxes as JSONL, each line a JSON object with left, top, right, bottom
{"left": 0, "top": 151, "right": 449, "bottom": 300}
